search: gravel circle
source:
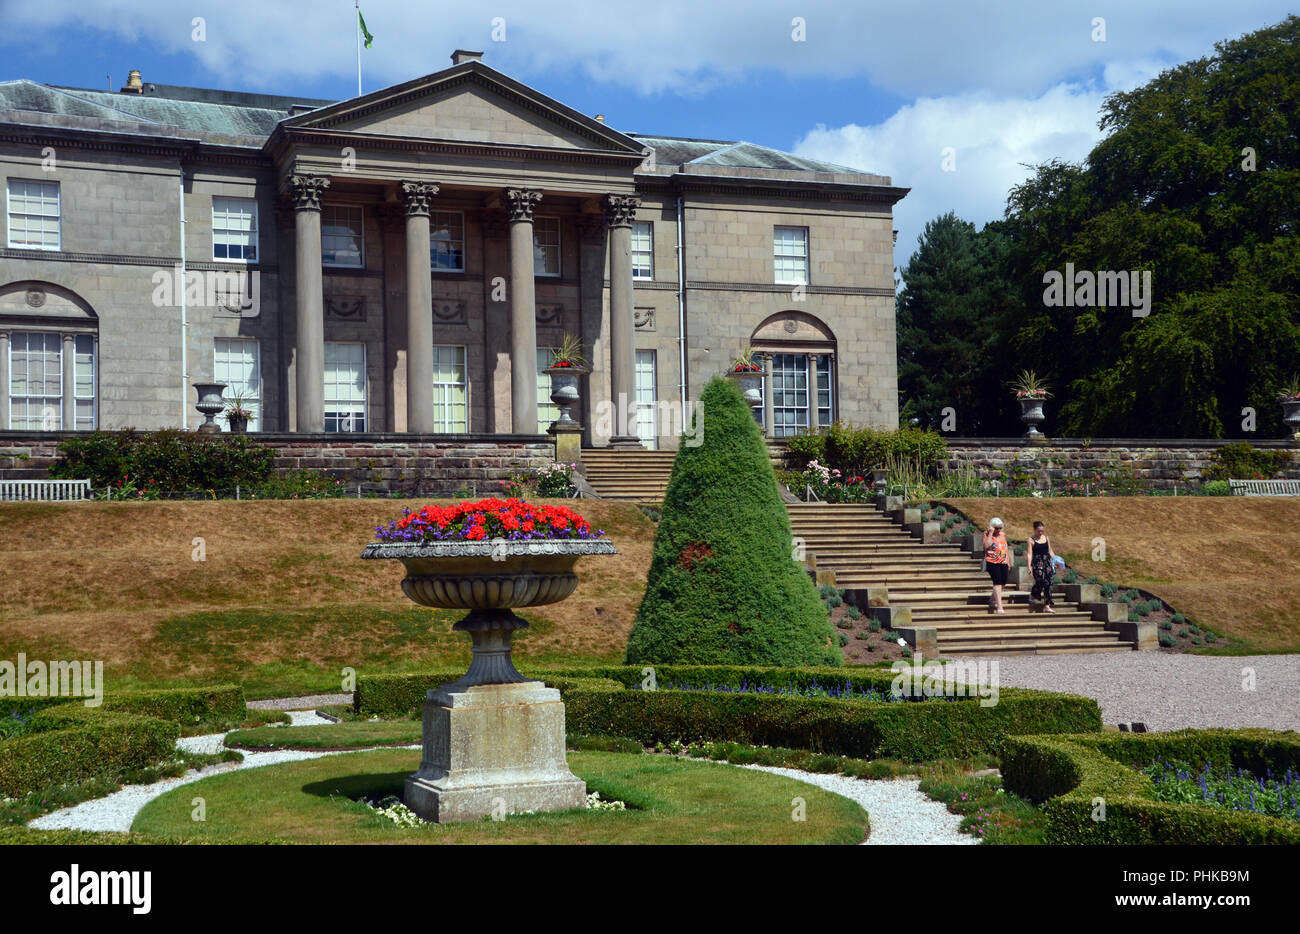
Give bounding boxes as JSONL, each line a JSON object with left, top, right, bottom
{"left": 30, "top": 710, "right": 411, "bottom": 834}
{"left": 738, "top": 764, "right": 975, "bottom": 845}
{"left": 940, "top": 653, "right": 1300, "bottom": 731}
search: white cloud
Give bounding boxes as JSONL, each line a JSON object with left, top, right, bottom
{"left": 3, "top": 0, "right": 1294, "bottom": 97}
{"left": 795, "top": 84, "right": 1109, "bottom": 265}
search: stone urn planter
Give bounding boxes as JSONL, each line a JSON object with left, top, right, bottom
{"left": 543, "top": 364, "right": 586, "bottom": 429}
{"left": 1018, "top": 396, "right": 1047, "bottom": 445}
{"left": 727, "top": 366, "right": 763, "bottom": 422}
{"left": 192, "top": 382, "right": 227, "bottom": 434}
{"left": 361, "top": 537, "right": 617, "bottom": 822}
{"left": 1282, "top": 399, "right": 1300, "bottom": 444}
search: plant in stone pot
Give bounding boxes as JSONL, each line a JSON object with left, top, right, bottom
{"left": 222, "top": 389, "right": 253, "bottom": 434}
{"left": 1010, "top": 369, "right": 1051, "bottom": 443}
{"left": 726, "top": 346, "right": 764, "bottom": 416}
{"left": 362, "top": 497, "right": 616, "bottom": 822}
{"left": 1278, "top": 375, "right": 1300, "bottom": 442}
{"left": 544, "top": 335, "right": 589, "bottom": 429}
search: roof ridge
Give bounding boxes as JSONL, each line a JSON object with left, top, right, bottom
{"left": 686, "top": 140, "right": 748, "bottom": 164}
{"left": 30, "top": 83, "right": 169, "bottom": 125}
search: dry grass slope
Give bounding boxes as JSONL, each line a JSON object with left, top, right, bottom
{"left": 0, "top": 500, "right": 655, "bottom": 693}
{"left": 945, "top": 497, "right": 1300, "bottom": 653}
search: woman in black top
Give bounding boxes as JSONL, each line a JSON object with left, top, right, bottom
{"left": 1029, "top": 521, "right": 1056, "bottom": 613}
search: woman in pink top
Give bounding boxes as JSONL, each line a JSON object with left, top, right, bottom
{"left": 983, "top": 517, "right": 1010, "bottom": 614}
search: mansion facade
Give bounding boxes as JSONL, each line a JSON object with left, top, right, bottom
{"left": 0, "top": 51, "right": 906, "bottom": 448}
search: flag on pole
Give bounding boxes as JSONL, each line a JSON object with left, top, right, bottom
{"left": 358, "top": 9, "right": 374, "bottom": 48}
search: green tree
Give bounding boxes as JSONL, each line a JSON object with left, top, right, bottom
{"left": 996, "top": 16, "right": 1300, "bottom": 437}
{"left": 625, "top": 377, "right": 839, "bottom": 667}
{"left": 896, "top": 212, "right": 1015, "bottom": 434}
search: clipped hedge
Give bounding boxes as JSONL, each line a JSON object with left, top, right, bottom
{"left": 561, "top": 687, "right": 1099, "bottom": 761}
{"left": 1001, "top": 731, "right": 1300, "bottom": 844}
{"left": 0, "top": 712, "right": 178, "bottom": 798}
{"left": 353, "top": 673, "right": 624, "bottom": 718}
{"left": 0, "top": 684, "right": 248, "bottom": 799}
{"left": 50, "top": 429, "right": 275, "bottom": 490}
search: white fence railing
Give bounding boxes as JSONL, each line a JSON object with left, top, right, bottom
{"left": 0, "top": 479, "right": 92, "bottom": 502}
{"left": 1229, "top": 479, "right": 1300, "bottom": 496}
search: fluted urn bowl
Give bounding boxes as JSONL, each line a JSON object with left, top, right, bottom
{"left": 362, "top": 539, "right": 617, "bottom": 689}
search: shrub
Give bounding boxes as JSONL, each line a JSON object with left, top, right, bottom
{"left": 0, "top": 714, "right": 178, "bottom": 798}
{"left": 1200, "top": 480, "right": 1231, "bottom": 496}
{"left": 1100, "top": 582, "right": 1117, "bottom": 598}
{"left": 1171, "top": 612, "right": 1186, "bottom": 625}
{"left": 1203, "top": 443, "right": 1293, "bottom": 482}
{"left": 1128, "top": 611, "right": 1141, "bottom": 622}
{"left": 50, "top": 429, "right": 275, "bottom": 491}
{"left": 1158, "top": 633, "right": 1177, "bottom": 647}
{"left": 1158, "top": 619, "right": 1173, "bottom": 631}
{"left": 784, "top": 423, "right": 948, "bottom": 476}
{"left": 846, "top": 605, "right": 863, "bottom": 620}
{"left": 626, "top": 377, "right": 839, "bottom": 667}
{"left": 562, "top": 679, "right": 1101, "bottom": 761}
{"left": 1002, "top": 731, "right": 1300, "bottom": 844}
{"left": 838, "top": 633, "right": 850, "bottom": 647}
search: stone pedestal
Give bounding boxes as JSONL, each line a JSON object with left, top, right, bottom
{"left": 404, "top": 680, "right": 587, "bottom": 823}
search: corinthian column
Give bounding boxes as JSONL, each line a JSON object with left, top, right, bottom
{"left": 401, "top": 181, "right": 439, "bottom": 433}
{"left": 604, "top": 193, "right": 642, "bottom": 448}
{"left": 506, "top": 188, "right": 543, "bottom": 434}
{"left": 289, "top": 173, "right": 330, "bottom": 433}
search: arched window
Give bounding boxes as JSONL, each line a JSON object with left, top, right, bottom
{"left": 0, "top": 281, "right": 98, "bottom": 431}
{"left": 750, "top": 311, "right": 836, "bottom": 436}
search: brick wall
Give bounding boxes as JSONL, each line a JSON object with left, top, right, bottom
{"left": 0, "top": 431, "right": 555, "bottom": 496}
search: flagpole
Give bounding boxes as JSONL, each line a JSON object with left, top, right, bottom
{"left": 355, "top": 0, "right": 362, "bottom": 96}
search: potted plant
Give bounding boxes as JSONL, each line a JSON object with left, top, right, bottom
{"left": 1011, "top": 370, "right": 1051, "bottom": 444}
{"left": 726, "top": 346, "right": 764, "bottom": 415}
{"left": 362, "top": 498, "right": 616, "bottom": 822}
{"left": 1279, "top": 376, "right": 1300, "bottom": 444}
{"left": 222, "top": 389, "right": 253, "bottom": 434}
{"left": 543, "top": 334, "right": 589, "bottom": 429}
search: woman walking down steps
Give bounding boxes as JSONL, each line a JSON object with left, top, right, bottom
{"left": 983, "top": 517, "right": 1009, "bottom": 614}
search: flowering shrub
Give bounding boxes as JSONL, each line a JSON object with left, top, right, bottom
{"left": 373, "top": 497, "right": 605, "bottom": 543}
{"left": 586, "top": 790, "right": 627, "bottom": 811}
{"left": 502, "top": 462, "right": 578, "bottom": 498}
{"left": 798, "top": 460, "right": 873, "bottom": 503}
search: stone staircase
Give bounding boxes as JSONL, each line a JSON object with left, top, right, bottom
{"left": 786, "top": 503, "right": 1132, "bottom": 655}
{"left": 579, "top": 449, "right": 1134, "bottom": 655}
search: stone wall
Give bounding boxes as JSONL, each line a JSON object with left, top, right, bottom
{"left": 942, "top": 439, "right": 1300, "bottom": 490}
{"left": 0, "top": 431, "right": 554, "bottom": 496}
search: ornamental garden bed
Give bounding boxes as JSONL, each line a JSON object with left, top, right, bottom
{"left": 819, "top": 586, "right": 910, "bottom": 663}
{"left": 1000, "top": 728, "right": 1300, "bottom": 844}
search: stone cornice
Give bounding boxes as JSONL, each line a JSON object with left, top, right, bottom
{"left": 638, "top": 172, "right": 910, "bottom": 206}
{"left": 0, "top": 247, "right": 277, "bottom": 274}
{"left": 686, "top": 280, "right": 896, "bottom": 297}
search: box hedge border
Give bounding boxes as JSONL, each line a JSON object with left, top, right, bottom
{"left": 355, "top": 666, "right": 1100, "bottom": 760}
{"left": 1001, "top": 730, "right": 1300, "bottom": 844}
{"left": 0, "top": 684, "right": 247, "bottom": 799}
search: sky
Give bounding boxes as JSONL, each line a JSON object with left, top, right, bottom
{"left": 1, "top": 0, "right": 1294, "bottom": 266}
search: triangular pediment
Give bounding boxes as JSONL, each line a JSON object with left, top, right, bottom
{"left": 282, "top": 63, "right": 644, "bottom": 155}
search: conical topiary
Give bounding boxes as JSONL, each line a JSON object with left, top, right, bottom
{"left": 625, "top": 376, "right": 840, "bottom": 666}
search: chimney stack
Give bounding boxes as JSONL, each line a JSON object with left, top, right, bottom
{"left": 120, "top": 70, "right": 143, "bottom": 94}
{"left": 451, "top": 50, "right": 483, "bottom": 65}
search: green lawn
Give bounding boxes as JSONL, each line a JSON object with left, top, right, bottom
{"left": 132, "top": 749, "right": 869, "bottom": 844}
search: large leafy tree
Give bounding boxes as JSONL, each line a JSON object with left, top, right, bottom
{"left": 995, "top": 15, "right": 1300, "bottom": 437}
{"left": 625, "top": 377, "right": 839, "bottom": 667}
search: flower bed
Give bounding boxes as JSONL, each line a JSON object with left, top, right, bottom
{"left": 373, "top": 497, "right": 604, "bottom": 543}
{"left": 1001, "top": 729, "right": 1300, "bottom": 844}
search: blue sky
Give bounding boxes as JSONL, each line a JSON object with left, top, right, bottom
{"left": 2, "top": 0, "right": 1294, "bottom": 263}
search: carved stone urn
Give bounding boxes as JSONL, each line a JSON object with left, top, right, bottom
{"left": 1282, "top": 399, "right": 1300, "bottom": 445}
{"left": 543, "top": 365, "right": 587, "bottom": 429}
{"left": 361, "top": 538, "right": 617, "bottom": 822}
{"left": 1019, "top": 397, "right": 1047, "bottom": 445}
{"left": 193, "top": 382, "right": 227, "bottom": 434}
{"left": 727, "top": 366, "right": 763, "bottom": 422}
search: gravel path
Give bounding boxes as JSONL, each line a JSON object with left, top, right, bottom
{"left": 738, "top": 764, "right": 975, "bottom": 845}
{"left": 941, "top": 653, "right": 1300, "bottom": 732}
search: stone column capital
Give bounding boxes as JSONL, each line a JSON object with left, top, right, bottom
{"left": 400, "top": 181, "right": 440, "bottom": 217}
{"left": 505, "top": 188, "right": 544, "bottom": 223}
{"left": 602, "top": 194, "right": 641, "bottom": 228}
{"left": 287, "top": 173, "right": 331, "bottom": 212}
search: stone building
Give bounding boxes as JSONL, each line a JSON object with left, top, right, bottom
{"left": 0, "top": 51, "right": 905, "bottom": 449}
